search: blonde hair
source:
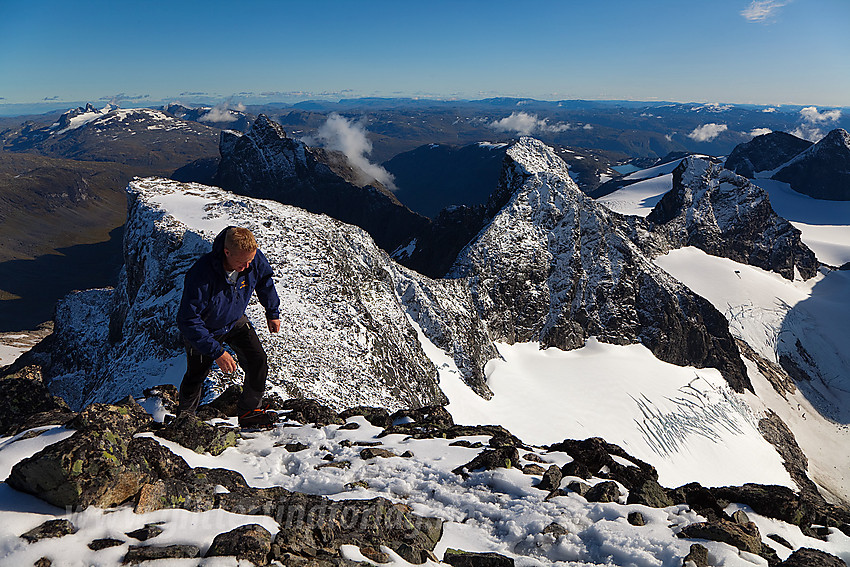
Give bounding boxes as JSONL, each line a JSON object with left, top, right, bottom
{"left": 224, "top": 227, "right": 257, "bottom": 252}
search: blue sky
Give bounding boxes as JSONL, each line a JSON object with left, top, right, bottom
{"left": 1, "top": 0, "right": 848, "bottom": 109}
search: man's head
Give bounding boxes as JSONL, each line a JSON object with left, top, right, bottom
{"left": 223, "top": 227, "right": 257, "bottom": 272}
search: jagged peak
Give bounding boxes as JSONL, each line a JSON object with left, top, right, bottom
{"left": 507, "top": 136, "right": 572, "bottom": 179}
{"left": 818, "top": 127, "right": 850, "bottom": 149}
{"left": 250, "top": 114, "right": 288, "bottom": 141}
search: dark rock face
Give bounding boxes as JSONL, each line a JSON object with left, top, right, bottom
{"left": 206, "top": 524, "right": 273, "bottom": 565}
{"left": 725, "top": 131, "right": 812, "bottom": 177}
{"left": 450, "top": 138, "right": 750, "bottom": 393}
{"left": 536, "top": 465, "right": 563, "bottom": 492}
{"left": 773, "top": 129, "right": 850, "bottom": 200}
{"left": 214, "top": 114, "right": 429, "bottom": 253}
{"left": 0, "top": 365, "right": 74, "bottom": 436}
{"left": 778, "top": 547, "right": 848, "bottom": 567}
{"left": 443, "top": 549, "right": 515, "bottom": 567}
{"left": 647, "top": 157, "right": 818, "bottom": 281}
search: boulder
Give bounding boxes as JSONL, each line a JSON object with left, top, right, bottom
{"left": 122, "top": 544, "right": 200, "bottom": 564}
{"left": 778, "top": 547, "right": 848, "bottom": 567}
{"left": 678, "top": 519, "right": 765, "bottom": 557}
{"left": 339, "top": 406, "right": 391, "bottom": 427}
{"left": 682, "top": 543, "right": 708, "bottom": 567}
{"left": 628, "top": 512, "right": 646, "bottom": 527}
{"left": 452, "top": 447, "right": 520, "bottom": 477}
{"left": 272, "top": 493, "right": 442, "bottom": 564}
{"left": 206, "top": 523, "right": 273, "bottom": 565}
{"left": 360, "top": 447, "right": 399, "bottom": 460}
{"left": 155, "top": 413, "right": 239, "bottom": 455}
{"left": 443, "top": 549, "right": 515, "bottom": 567}
{"left": 88, "top": 538, "right": 125, "bottom": 550}
{"left": 281, "top": 398, "right": 343, "bottom": 426}
{"left": 585, "top": 481, "right": 621, "bottom": 503}
{"left": 125, "top": 523, "right": 164, "bottom": 541}
{"left": 0, "top": 367, "right": 74, "bottom": 436}
{"left": 20, "top": 519, "right": 77, "bottom": 542}
{"left": 535, "top": 465, "right": 562, "bottom": 492}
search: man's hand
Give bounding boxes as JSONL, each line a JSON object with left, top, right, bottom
{"left": 268, "top": 319, "right": 281, "bottom": 333}
{"left": 216, "top": 351, "right": 238, "bottom": 373}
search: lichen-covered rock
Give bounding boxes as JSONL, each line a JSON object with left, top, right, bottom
{"left": 206, "top": 524, "right": 272, "bottom": 565}
{"left": 6, "top": 402, "right": 187, "bottom": 509}
{"left": 535, "top": 465, "right": 562, "bottom": 492}
{"left": 682, "top": 543, "right": 708, "bottom": 567}
{"left": 155, "top": 413, "right": 238, "bottom": 455}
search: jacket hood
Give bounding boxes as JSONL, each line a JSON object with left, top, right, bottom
{"left": 211, "top": 226, "right": 235, "bottom": 258}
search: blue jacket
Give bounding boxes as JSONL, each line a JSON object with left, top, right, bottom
{"left": 177, "top": 226, "right": 281, "bottom": 359}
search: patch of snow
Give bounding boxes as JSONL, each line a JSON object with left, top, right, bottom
{"left": 598, "top": 173, "right": 674, "bottom": 217}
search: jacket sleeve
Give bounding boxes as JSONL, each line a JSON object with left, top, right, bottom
{"left": 177, "top": 268, "right": 226, "bottom": 359}
{"left": 254, "top": 249, "right": 281, "bottom": 320}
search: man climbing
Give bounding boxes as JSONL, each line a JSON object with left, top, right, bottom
{"left": 176, "top": 226, "right": 281, "bottom": 428}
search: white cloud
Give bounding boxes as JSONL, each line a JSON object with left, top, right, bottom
{"left": 199, "top": 100, "right": 246, "bottom": 123}
{"left": 799, "top": 106, "right": 841, "bottom": 123}
{"left": 741, "top": 0, "right": 791, "bottom": 23}
{"left": 687, "top": 123, "right": 728, "bottom": 142}
{"left": 488, "top": 112, "right": 571, "bottom": 135}
{"left": 762, "top": 107, "right": 777, "bottom": 113}
{"left": 792, "top": 106, "right": 842, "bottom": 141}
{"left": 749, "top": 128, "right": 773, "bottom": 137}
{"left": 303, "top": 113, "right": 396, "bottom": 190}
{"left": 583, "top": 124, "right": 593, "bottom": 130}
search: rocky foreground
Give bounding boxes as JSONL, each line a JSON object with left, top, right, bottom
{"left": 1, "top": 366, "right": 848, "bottom": 567}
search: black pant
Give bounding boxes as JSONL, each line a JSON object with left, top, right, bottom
{"left": 177, "top": 316, "right": 268, "bottom": 415}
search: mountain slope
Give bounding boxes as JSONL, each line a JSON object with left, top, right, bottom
{"left": 725, "top": 131, "right": 812, "bottom": 178}
{"left": 448, "top": 137, "right": 750, "bottom": 392}
{"left": 646, "top": 156, "right": 818, "bottom": 280}
{"left": 1, "top": 104, "right": 220, "bottom": 174}
{"left": 773, "top": 128, "right": 850, "bottom": 200}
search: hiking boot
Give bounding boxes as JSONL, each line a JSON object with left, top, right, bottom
{"left": 238, "top": 408, "right": 277, "bottom": 429}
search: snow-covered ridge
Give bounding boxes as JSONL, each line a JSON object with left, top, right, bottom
{"left": 41, "top": 177, "right": 497, "bottom": 411}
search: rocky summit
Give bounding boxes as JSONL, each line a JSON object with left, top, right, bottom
{"left": 448, "top": 138, "right": 750, "bottom": 392}
{"left": 214, "top": 114, "right": 429, "bottom": 253}
{"left": 646, "top": 156, "right": 818, "bottom": 280}
{"left": 773, "top": 128, "right": 850, "bottom": 200}
{"left": 725, "top": 131, "right": 813, "bottom": 178}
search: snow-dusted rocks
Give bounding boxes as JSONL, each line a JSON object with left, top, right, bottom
{"left": 647, "top": 156, "right": 818, "bottom": 280}
{"left": 449, "top": 138, "right": 750, "bottom": 392}
{"left": 38, "top": 177, "right": 496, "bottom": 410}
